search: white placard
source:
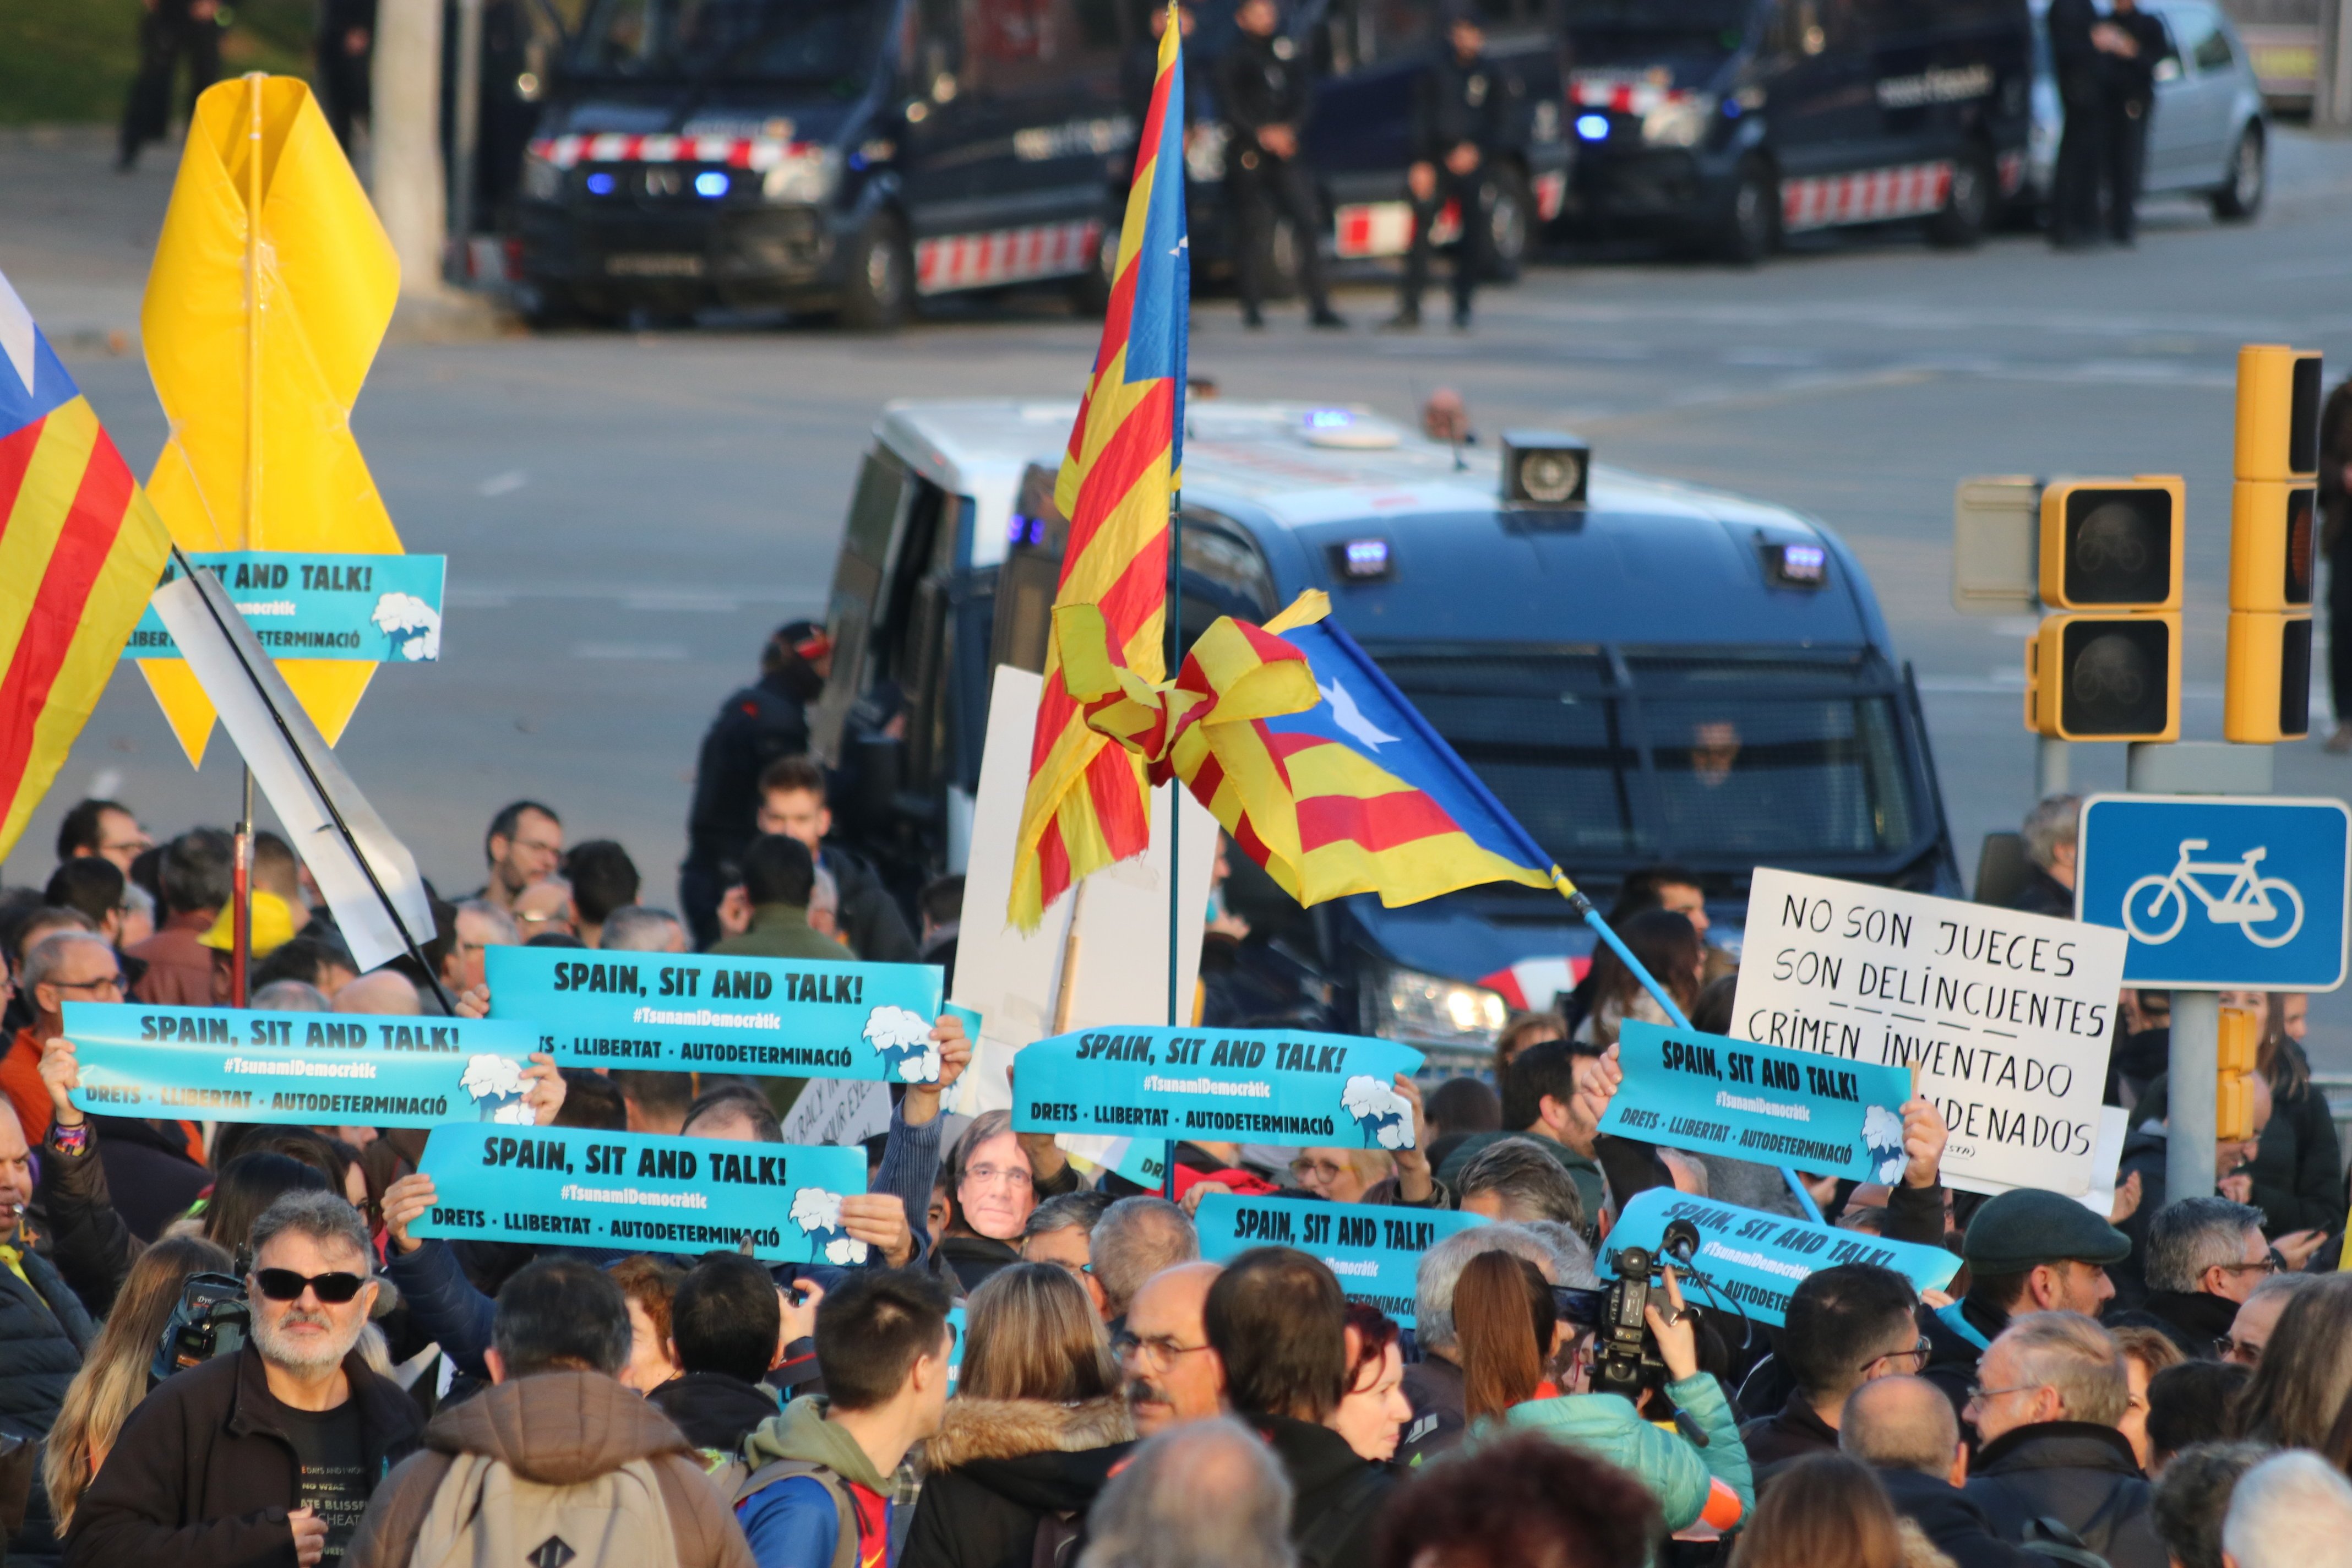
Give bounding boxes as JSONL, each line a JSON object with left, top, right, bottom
{"left": 776, "top": 1079, "right": 892, "bottom": 1148}
{"left": 1730, "top": 868, "right": 2128, "bottom": 1196}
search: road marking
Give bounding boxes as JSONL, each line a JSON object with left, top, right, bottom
{"left": 477, "top": 470, "right": 530, "bottom": 497}
{"left": 572, "top": 641, "right": 689, "bottom": 661}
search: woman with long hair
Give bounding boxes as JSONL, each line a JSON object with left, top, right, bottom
{"left": 902, "top": 1262, "right": 1134, "bottom": 1568}
{"left": 2235, "top": 1273, "right": 2352, "bottom": 1449}
{"left": 1573, "top": 910, "right": 1705, "bottom": 1048}
{"left": 43, "top": 1235, "right": 233, "bottom": 1532}
{"left": 1728, "top": 1453, "right": 1946, "bottom": 1568}
{"left": 2243, "top": 991, "right": 2341, "bottom": 1236}
{"left": 929, "top": 1110, "right": 1037, "bottom": 1294}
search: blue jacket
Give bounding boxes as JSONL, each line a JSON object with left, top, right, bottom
{"left": 1482, "top": 1375, "right": 1754, "bottom": 1532}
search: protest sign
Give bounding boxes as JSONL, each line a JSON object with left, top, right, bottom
{"left": 63, "top": 1002, "right": 539, "bottom": 1126}
{"left": 1602, "top": 1188, "right": 1961, "bottom": 1328}
{"left": 1601, "top": 1020, "right": 1915, "bottom": 1185}
{"left": 1729, "top": 868, "right": 2126, "bottom": 1196}
{"left": 487, "top": 946, "right": 944, "bottom": 1082}
{"left": 126, "top": 553, "right": 446, "bottom": 662}
{"left": 1012, "top": 1027, "right": 1423, "bottom": 1148}
{"left": 776, "top": 1080, "right": 892, "bottom": 1148}
{"left": 1195, "top": 1193, "right": 1483, "bottom": 1327}
{"left": 409, "top": 1125, "right": 869, "bottom": 1264}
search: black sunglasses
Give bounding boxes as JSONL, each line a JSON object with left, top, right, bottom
{"left": 253, "top": 1268, "right": 367, "bottom": 1304}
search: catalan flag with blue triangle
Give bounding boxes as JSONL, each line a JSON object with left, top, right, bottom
{"left": 0, "top": 270, "right": 174, "bottom": 864}
{"left": 1009, "top": 1, "right": 1191, "bottom": 931}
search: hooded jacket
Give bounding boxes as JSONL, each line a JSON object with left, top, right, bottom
{"left": 345, "top": 1370, "right": 753, "bottom": 1568}
{"left": 902, "top": 1396, "right": 1134, "bottom": 1568}
{"left": 1962, "top": 1422, "right": 2164, "bottom": 1568}
{"left": 1486, "top": 1373, "right": 1754, "bottom": 1533}
{"left": 737, "top": 1396, "right": 897, "bottom": 1568}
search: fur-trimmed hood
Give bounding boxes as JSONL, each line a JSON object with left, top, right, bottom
{"left": 925, "top": 1395, "right": 1135, "bottom": 1471}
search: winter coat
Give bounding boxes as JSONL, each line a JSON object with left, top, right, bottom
{"left": 825, "top": 846, "right": 918, "bottom": 965}
{"left": 1876, "top": 1465, "right": 2038, "bottom": 1568}
{"left": 345, "top": 1370, "right": 753, "bottom": 1568}
{"left": 1962, "top": 1422, "right": 2165, "bottom": 1568}
{"left": 1253, "top": 1413, "right": 1397, "bottom": 1568}
{"left": 650, "top": 1373, "right": 784, "bottom": 1460}
{"left": 737, "top": 1396, "right": 900, "bottom": 1568}
{"left": 31, "top": 1117, "right": 139, "bottom": 1319}
{"left": 1397, "top": 1355, "right": 1464, "bottom": 1468}
{"left": 712, "top": 905, "right": 847, "bottom": 963}
{"left": 0, "top": 1243, "right": 96, "bottom": 1438}
{"left": 65, "top": 1343, "right": 422, "bottom": 1568}
{"left": 902, "top": 1396, "right": 1134, "bottom": 1568}
{"left": 932, "top": 1235, "right": 1022, "bottom": 1297}
{"left": 2105, "top": 1289, "right": 2238, "bottom": 1361}
{"left": 1486, "top": 1373, "right": 1754, "bottom": 1532}
{"left": 84, "top": 1114, "right": 209, "bottom": 1242}
{"left": 1739, "top": 1391, "right": 1839, "bottom": 1487}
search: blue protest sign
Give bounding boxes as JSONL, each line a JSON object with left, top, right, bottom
{"left": 1602, "top": 1020, "right": 1915, "bottom": 1185}
{"left": 124, "top": 553, "right": 446, "bottom": 662}
{"left": 486, "top": 946, "right": 945, "bottom": 1081}
{"left": 1601, "top": 1188, "right": 1960, "bottom": 1327}
{"left": 409, "top": 1125, "right": 870, "bottom": 1263}
{"left": 2077, "top": 794, "right": 2351, "bottom": 990}
{"left": 946, "top": 1306, "right": 967, "bottom": 1394}
{"left": 1194, "top": 1193, "right": 1483, "bottom": 1327}
{"left": 63, "top": 1003, "right": 541, "bottom": 1126}
{"left": 1012, "top": 1027, "right": 1424, "bottom": 1148}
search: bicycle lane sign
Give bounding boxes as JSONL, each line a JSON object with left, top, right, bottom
{"left": 2076, "top": 795, "right": 2352, "bottom": 991}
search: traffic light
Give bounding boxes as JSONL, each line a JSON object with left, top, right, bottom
{"left": 2026, "top": 477, "right": 2183, "bottom": 741}
{"left": 2217, "top": 1003, "right": 2261, "bottom": 1142}
{"left": 2225, "top": 345, "right": 2322, "bottom": 743}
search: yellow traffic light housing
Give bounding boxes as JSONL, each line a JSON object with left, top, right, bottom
{"left": 2225, "top": 344, "right": 2322, "bottom": 743}
{"left": 2234, "top": 345, "right": 2322, "bottom": 482}
{"left": 2217, "top": 1004, "right": 2262, "bottom": 1142}
{"left": 2026, "top": 612, "right": 2181, "bottom": 740}
{"left": 2225, "top": 611, "right": 2313, "bottom": 744}
{"left": 2038, "top": 478, "right": 2184, "bottom": 611}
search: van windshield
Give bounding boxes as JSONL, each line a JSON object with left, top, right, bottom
{"left": 1370, "top": 646, "right": 1925, "bottom": 872}
{"left": 568, "top": 0, "right": 885, "bottom": 85}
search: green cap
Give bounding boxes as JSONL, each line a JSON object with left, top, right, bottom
{"left": 1962, "top": 1187, "right": 2132, "bottom": 1274}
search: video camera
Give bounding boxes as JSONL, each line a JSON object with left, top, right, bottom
{"left": 150, "top": 1272, "right": 249, "bottom": 1387}
{"left": 1555, "top": 1218, "right": 1703, "bottom": 1405}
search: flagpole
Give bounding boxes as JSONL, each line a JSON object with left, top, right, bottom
{"left": 1163, "top": 484, "right": 1182, "bottom": 1202}
{"left": 232, "top": 73, "right": 266, "bottom": 1009}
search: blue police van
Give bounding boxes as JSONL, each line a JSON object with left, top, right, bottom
{"left": 812, "top": 399, "right": 1957, "bottom": 1068}
{"left": 1559, "top": 0, "right": 2034, "bottom": 261}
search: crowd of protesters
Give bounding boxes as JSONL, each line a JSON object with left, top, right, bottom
{"left": 0, "top": 628, "right": 2347, "bottom": 1568}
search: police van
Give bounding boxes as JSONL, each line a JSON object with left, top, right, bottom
{"left": 810, "top": 399, "right": 1957, "bottom": 1068}
{"left": 514, "top": 0, "right": 1140, "bottom": 328}
{"left": 1559, "top": 0, "right": 2033, "bottom": 261}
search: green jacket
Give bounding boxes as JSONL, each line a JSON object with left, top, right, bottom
{"left": 712, "top": 903, "right": 847, "bottom": 962}
{"left": 1434, "top": 1129, "right": 1605, "bottom": 1224}
{"left": 1476, "top": 1375, "right": 1752, "bottom": 1532}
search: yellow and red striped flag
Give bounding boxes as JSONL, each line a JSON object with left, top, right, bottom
{"left": 1008, "top": 1, "right": 1193, "bottom": 930}
{"left": 0, "top": 270, "right": 175, "bottom": 863}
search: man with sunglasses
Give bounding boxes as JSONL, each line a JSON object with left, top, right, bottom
{"left": 1741, "top": 1264, "right": 1931, "bottom": 1486}
{"left": 67, "top": 1190, "right": 423, "bottom": 1568}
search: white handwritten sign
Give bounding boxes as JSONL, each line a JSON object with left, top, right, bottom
{"left": 1730, "top": 869, "right": 2127, "bottom": 1196}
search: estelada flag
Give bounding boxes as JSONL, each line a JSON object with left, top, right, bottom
{"left": 1008, "top": 2, "right": 1190, "bottom": 931}
{"left": 0, "top": 270, "right": 175, "bottom": 863}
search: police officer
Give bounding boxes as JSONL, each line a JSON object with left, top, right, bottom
{"left": 678, "top": 620, "right": 832, "bottom": 948}
{"left": 1395, "top": 2, "right": 1515, "bottom": 330}
{"left": 1216, "top": 0, "right": 1346, "bottom": 330}
{"left": 2045, "top": 0, "right": 2108, "bottom": 247}
{"left": 118, "top": 0, "right": 223, "bottom": 171}
{"left": 2101, "top": 0, "right": 2166, "bottom": 244}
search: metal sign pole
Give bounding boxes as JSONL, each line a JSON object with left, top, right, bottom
{"left": 2167, "top": 989, "right": 2220, "bottom": 1204}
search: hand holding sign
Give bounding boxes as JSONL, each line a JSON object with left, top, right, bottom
{"left": 839, "top": 1193, "right": 914, "bottom": 1267}
{"left": 383, "top": 1172, "right": 435, "bottom": 1255}
{"left": 1901, "top": 1098, "right": 1948, "bottom": 1190}
{"left": 1391, "top": 1075, "right": 1434, "bottom": 1203}
{"left": 1570, "top": 1046, "right": 1623, "bottom": 1152}
{"left": 904, "top": 1014, "right": 972, "bottom": 1129}
{"left": 520, "top": 1053, "right": 567, "bottom": 1126}
{"left": 38, "top": 1036, "right": 82, "bottom": 1129}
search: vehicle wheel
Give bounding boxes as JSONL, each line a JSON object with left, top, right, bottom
{"left": 1925, "top": 150, "right": 1992, "bottom": 248}
{"left": 1481, "top": 164, "right": 1532, "bottom": 281}
{"left": 2213, "top": 124, "right": 2265, "bottom": 221}
{"left": 1069, "top": 225, "right": 1117, "bottom": 318}
{"left": 840, "top": 212, "right": 913, "bottom": 331}
{"left": 1717, "top": 159, "right": 1778, "bottom": 265}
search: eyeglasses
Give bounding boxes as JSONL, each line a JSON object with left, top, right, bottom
{"left": 253, "top": 1269, "right": 368, "bottom": 1304}
{"left": 2214, "top": 1336, "right": 2264, "bottom": 1364}
{"left": 1859, "top": 1336, "right": 1932, "bottom": 1375}
{"left": 50, "top": 975, "right": 124, "bottom": 996}
{"left": 1289, "top": 1157, "right": 1349, "bottom": 1183}
{"left": 961, "top": 1163, "right": 1029, "bottom": 1191}
{"left": 1963, "top": 1383, "right": 2037, "bottom": 1409}
{"left": 1113, "top": 1331, "right": 1212, "bottom": 1371}
{"left": 2217, "top": 1257, "right": 2280, "bottom": 1277}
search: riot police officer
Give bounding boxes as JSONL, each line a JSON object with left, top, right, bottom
{"left": 1395, "top": 2, "right": 1516, "bottom": 329}
{"left": 1215, "top": 0, "right": 1346, "bottom": 330}
{"left": 678, "top": 620, "right": 831, "bottom": 946}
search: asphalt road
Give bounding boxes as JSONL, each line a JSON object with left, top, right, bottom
{"left": 9, "top": 122, "right": 2352, "bottom": 1065}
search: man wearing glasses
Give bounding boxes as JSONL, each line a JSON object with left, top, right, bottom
{"left": 2109, "top": 1197, "right": 2273, "bottom": 1359}
{"left": 1740, "top": 1263, "right": 1932, "bottom": 1480}
{"left": 67, "top": 1190, "right": 423, "bottom": 1567}
{"left": 1117, "top": 1261, "right": 1226, "bottom": 1437}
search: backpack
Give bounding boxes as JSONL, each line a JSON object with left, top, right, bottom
{"left": 1032, "top": 1509, "right": 1086, "bottom": 1568}
{"left": 409, "top": 1451, "right": 682, "bottom": 1568}
{"left": 732, "top": 1457, "right": 860, "bottom": 1568}
{"left": 2019, "top": 1517, "right": 2112, "bottom": 1568}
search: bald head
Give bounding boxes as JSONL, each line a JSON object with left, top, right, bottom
{"left": 334, "top": 970, "right": 422, "bottom": 1016}
{"left": 1840, "top": 1375, "right": 1961, "bottom": 1478}
{"left": 1124, "top": 1261, "right": 1226, "bottom": 1437}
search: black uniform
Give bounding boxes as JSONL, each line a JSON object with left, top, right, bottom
{"left": 118, "top": 0, "right": 222, "bottom": 170}
{"left": 678, "top": 668, "right": 816, "bottom": 947}
{"left": 314, "top": 0, "right": 375, "bottom": 152}
{"left": 2046, "top": 0, "right": 2106, "bottom": 246}
{"left": 1215, "top": 30, "right": 1336, "bottom": 323}
{"left": 2101, "top": 4, "right": 2166, "bottom": 242}
{"left": 2320, "top": 378, "right": 2352, "bottom": 733}
{"left": 1403, "top": 48, "right": 1516, "bottom": 324}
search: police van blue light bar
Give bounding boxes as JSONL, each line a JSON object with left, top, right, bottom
{"left": 586, "top": 172, "right": 617, "bottom": 195}
{"left": 1767, "top": 541, "right": 1829, "bottom": 587}
{"left": 1330, "top": 537, "right": 1393, "bottom": 581}
{"left": 694, "top": 171, "right": 730, "bottom": 198}
{"left": 1575, "top": 114, "right": 1610, "bottom": 141}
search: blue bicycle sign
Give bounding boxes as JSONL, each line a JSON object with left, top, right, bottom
{"left": 2079, "top": 796, "right": 2351, "bottom": 991}
{"left": 2123, "top": 840, "right": 2304, "bottom": 948}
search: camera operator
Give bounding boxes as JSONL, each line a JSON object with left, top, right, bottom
{"left": 1452, "top": 1249, "right": 1752, "bottom": 1531}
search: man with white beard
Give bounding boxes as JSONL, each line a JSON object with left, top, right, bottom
{"left": 65, "top": 1191, "right": 423, "bottom": 1567}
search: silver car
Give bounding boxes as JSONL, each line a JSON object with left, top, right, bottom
{"left": 2023, "top": 0, "right": 2268, "bottom": 221}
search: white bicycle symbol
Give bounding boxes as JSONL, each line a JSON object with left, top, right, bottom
{"left": 2123, "top": 839, "right": 2305, "bottom": 949}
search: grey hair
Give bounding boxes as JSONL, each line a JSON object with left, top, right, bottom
{"left": 249, "top": 1190, "right": 373, "bottom": 1273}
{"left": 2021, "top": 793, "right": 2082, "bottom": 872}
{"left": 2146, "top": 1197, "right": 2266, "bottom": 1295}
{"left": 1518, "top": 1219, "right": 1601, "bottom": 1289}
{"left": 1999, "top": 1311, "right": 2126, "bottom": 1425}
{"left": 1024, "top": 1189, "right": 1114, "bottom": 1240}
{"left": 21, "top": 929, "right": 112, "bottom": 993}
{"left": 454, "top": 899, "right": 520, "bottom": 946}
{"left": 2242, "top": 1271, "right": 2315, "bottom": 1313}
{"left": 2222, "top": 1451, "right": 2352, "bottom": 1568}
{"left": 599, "top": 905, "right": 685, "bottom": 952}
{"left": 1090, "top": 1197, "right": 1199, "bottom": 1316}
{"left": 1453, "top": 1137, "right": 1584, "bottom": 1228}
{"left": 1076, "top": 1416, "right": 1295, "bottom": 1568}
{"left": 252, "top": 979, "right": 330, "bottom": 1012}
{"left": 1415, "top": 1223, "right": 1558, "bottom": 1354}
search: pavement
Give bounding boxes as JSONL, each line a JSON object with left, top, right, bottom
{"left": 8, "top": 119, "right": 2352, "bottom": 1071}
